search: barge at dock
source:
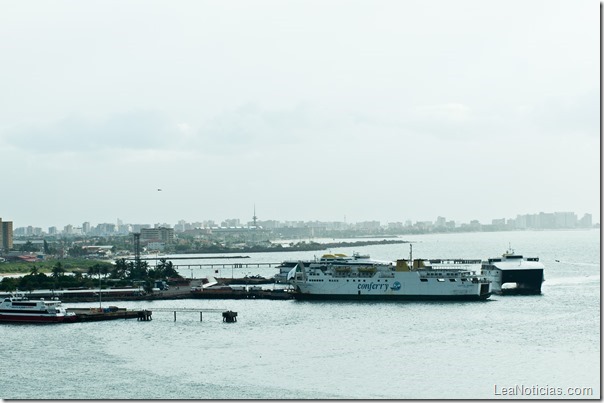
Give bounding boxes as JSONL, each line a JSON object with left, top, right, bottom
{"left": 67, "top": 307, "right": 153, "bottom": 322}
{"left": 190, "top": 277, "right": 293, "bottom": 299}
{"left": 190, "top": 286, "right": 293, "bottom": 300}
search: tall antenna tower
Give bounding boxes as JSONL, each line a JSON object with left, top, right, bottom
{"left": 252, "top": 204, "right": 258, "bottom": 228}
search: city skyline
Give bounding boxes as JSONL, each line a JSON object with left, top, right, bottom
{"left": 8, "top": 209, "right": 597, "bottom": 237}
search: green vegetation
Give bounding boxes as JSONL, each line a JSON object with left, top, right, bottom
{"left": 0, "top": 258, "right": 183, "bottom": 293}
{"left": 0, "top": 258, "right": 111, "bottom": 274}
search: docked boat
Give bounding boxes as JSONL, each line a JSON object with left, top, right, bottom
{"left": 481, "top": 249, "right": 545, "bottom": 294}
{"left": 0, "top": 293, "right": 78, "bottom": 323}
{"left": 287, "top": 253, "right": 492, "bottom": 300}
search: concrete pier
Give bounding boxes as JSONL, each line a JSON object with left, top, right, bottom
{"left": 67, "top": 307, "right": 152, "bottom": 322}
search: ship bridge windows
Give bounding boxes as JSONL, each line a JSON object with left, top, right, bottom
{"left": 12, "top": 302, "right": 37, "bottom": 307}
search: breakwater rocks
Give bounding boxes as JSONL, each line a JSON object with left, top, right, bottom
{"left": 144, "top": 239, "right": 409, "bottom": 255}
{"left": 306, "top": 239, "right": 409, "bottom": 250}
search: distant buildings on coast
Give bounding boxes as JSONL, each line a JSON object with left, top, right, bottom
{"left": 9, "top": 210, "right": 596, "bottom": 240}
{"left": 1, "top": 211, "right": 597, "bottom": 256}
{"left": 491, "top": 211, "right": 593, "bottom": 231}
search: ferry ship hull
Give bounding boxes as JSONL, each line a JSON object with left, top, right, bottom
{"left": 292, "top": 282, "right": 491, "bottom": 301}
{"left": 292, "top": 292, "right": 490, "bottom": 301}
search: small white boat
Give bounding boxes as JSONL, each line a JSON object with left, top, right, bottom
{"left": 0, "top": 293, "right": 78, "bottom": 323}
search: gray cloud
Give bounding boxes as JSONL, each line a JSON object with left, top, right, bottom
{"left": 524, "top": 89, "right": 599, "bottom": 137}
{"left": 191, "top": 103, "right": 346, "bottom": 155}
{"left": 0, "top": 0, "right": 598, "bottom": 227}
{"left": 3, "top": 110, "right": 186, "bottom": 153}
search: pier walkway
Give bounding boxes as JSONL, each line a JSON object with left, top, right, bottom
{"left": 171, "top": 262, "right": 281, "bottom": 270}
{"left": 150, "top": 307, "right": 235, "bottom": 321}
{"left": 67, "top": 307, "right": 237, "bottom": 322}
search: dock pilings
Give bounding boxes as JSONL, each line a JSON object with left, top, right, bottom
{"left": 222, "top": 310, "right": 238, "bottom": 323}
{"left": 137, "top": 310, "right": 152, "bottom": 321}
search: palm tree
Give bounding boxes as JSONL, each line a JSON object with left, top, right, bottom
{"left": 156, "top": 258, "right": 180, "bottom": 279}
{"left": 111, "top": 258, "right": 129, "bottom": 279}
{"left": 99, "top": 263, "right": 111, "bottom": 279}
{"left": 51, "top": 262, "right": 65, "bottom": 278}
{"left": 128, "top": 260, "right": 149, "bottom": 281}
{"left": 163, "top": 260, "right": 180, "bottom": 279}
{"left": 87, "top": 265, "right": 99, "bottom": 277}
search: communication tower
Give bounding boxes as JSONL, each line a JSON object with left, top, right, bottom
{"left": 252, "top": 204, "right": 258, "bottom": 228}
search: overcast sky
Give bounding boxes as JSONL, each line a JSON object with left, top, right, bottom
{"left": 0, "top": 0, "right": 599, "bottom": 229}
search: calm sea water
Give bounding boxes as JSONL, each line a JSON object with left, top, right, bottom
{"left": 1, "top": 229, "right": 600, "bottom": 399}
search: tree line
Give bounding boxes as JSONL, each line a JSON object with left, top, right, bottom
{"left": 0, "top": 258, "right": 182, "bottom": 293}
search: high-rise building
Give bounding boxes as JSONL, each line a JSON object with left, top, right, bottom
{"left": 579, "top": 213, "right": 593, "bottom": 227}
{"left": 554, "top": 212, "right": 577, "bottom": 228}
{"left": 221, "top": 218, "right": 241, "bottom": 227}
{"left": 0, "top": 218, "right": 13, "bottom": 250}
{"left": 140, "top": 227, "right": 174, "bottom": 244}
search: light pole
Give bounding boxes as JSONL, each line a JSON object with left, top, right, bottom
{"left": 98, "top": 269, "right": 102, "bottom": 309}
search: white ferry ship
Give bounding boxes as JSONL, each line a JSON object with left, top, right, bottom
{"left": 481, "top": 249, "right": 545, "bottom": 294}
{"left": 0, "top": 293, "right": 78, "bottom": 323}
{"left": 288, "top": 253, "right": 492, "bottom": 300}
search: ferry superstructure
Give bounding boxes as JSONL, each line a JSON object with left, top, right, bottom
{"left": 481, "top": 249, "right": 545, "bottom": 294}
{"left": 0, "top": 294, "right": 77, "bottom": 323}
{"left": 288, "top": 253, "right": 492, "bottom": 300}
